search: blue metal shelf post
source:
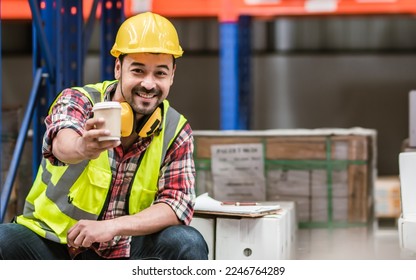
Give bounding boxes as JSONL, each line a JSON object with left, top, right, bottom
{"left": 219, "top": 21, "right": 240, "bottom": 130}
{"left": 0, "top": 16, "right": 3, "bottom": 190}
{"left": 101, "top": 0, "right": 124, "bottom": 81}
{"left": 238, "top": 15, "right": 252, "bottom": 130}
{"left": 219, "top": 16, "right": 252, "bottom": 130}
{"left": 57, "top": 1, "right": 84, "bottom": 90}
{"left": 31, "top": 0, "right": 56, "bottom": 174}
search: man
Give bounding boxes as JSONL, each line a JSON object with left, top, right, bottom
{"left": 0, "top": 12, "right": 208, "bottom": 260}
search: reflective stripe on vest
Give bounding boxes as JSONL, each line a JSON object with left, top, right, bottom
{"left": 42, "top": 159, "right": 98, "bottom": 221}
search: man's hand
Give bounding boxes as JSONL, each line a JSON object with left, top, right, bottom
{"left": 66, "top": 204, "right": 181, "bottom": 248}
{"left": 67, "top": 219, "right": 116, "bottom": 248}
{"left": 76, "top": 117, "right": 121, "bottom": 159}
{"left": 53, "top": 117, "right": 121, "bottom": 164}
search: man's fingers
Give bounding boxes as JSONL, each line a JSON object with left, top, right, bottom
{"left": 85, "top": 117, "right": 105, "bottom": 131}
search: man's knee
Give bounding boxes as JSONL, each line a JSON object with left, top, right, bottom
{"left": 0, "top": 223, "right": 18, "bottom": 245}
{"left": 0, "top": 223, "right": 22, "bottom": 259}
{"left": 158, "top": 225, "right": 209, "bottom": 260}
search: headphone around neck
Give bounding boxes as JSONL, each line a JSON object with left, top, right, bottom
{"left": 120, "top": 102, "right": 162, "bottom": 138}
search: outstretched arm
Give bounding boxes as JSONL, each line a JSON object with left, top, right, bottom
{"left": 52, "top": 118, "right": 120, "bottom": 164}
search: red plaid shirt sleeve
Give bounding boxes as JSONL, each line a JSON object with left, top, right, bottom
{"left": 42, "top": 88, "right": 93, "bottom": 166}
{"left": 154, "top": 123, "right": 196, "bottom": 225}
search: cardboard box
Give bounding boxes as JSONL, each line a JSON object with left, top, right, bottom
{"left": 189, "top": 216, "right": 215, "bottom": 260}
{"left": 277, "top": 195, "right": 310, "bottom": 223}
{"left": 399, "top": 152, "right": 416, "bottom": 219}
{"left": 265, "top": 135, "right": 369, "bottom": 161}
{"left": 192, "top": 201, "right": 297, "bottom": 260}
{"left": 215, "top": 212, "right": 287, "bottom": 260}
{"left": 275, "top": 201, "right": 297, "bottom": 259}
{"left": 311, "top": 169, "right": 349, "bottom": 197}
{"left": 398, "top": 216, "right": 416, "bottom": 253}
{"left": 267, "top": 169, "right": 310, "bottom": 197}
{"left": 194, "top": 128, "right": 376, "bottom": 227}
{"left": 375, "top": 176, "right": 401, "bottom": 218}
{"left": 311, "top": 197, "right": 348, "bottom": 222}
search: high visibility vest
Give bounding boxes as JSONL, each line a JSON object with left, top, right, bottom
{"left": 16, "top": 81, "right": 187, "bottom": 243}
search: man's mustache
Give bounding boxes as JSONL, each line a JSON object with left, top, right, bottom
{"left": 133, "top": 86, "right": 160, "bottom": 95}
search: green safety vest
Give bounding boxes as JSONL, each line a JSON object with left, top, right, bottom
{"left": 16, "top": 81, "right": 188, "bottom": 243}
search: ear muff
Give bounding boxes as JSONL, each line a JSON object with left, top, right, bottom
{"left": 120, "top": 102, "right": 134, "bottom": 137}
{"left": 119, "top": 101, "right": 162, "bottom": 138}
{"left": 136, "top": 106, "right": 162, "bottom": 138}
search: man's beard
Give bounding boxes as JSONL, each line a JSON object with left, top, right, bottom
{"left": 130, "top": 85, "right": 162, "bottom": 115}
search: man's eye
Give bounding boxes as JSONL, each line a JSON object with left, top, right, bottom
{"left": 156, "top": 71, "right": 168, "bottom": 76}
{"left": 132, "top": 69, "right": 143, "bottom": 73}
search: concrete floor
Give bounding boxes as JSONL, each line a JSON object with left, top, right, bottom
{"left": 294, "top": 222, "right": 416, "bottom": 260}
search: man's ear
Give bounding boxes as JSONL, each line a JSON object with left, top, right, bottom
{"left": 114, "top": 58, "right": 121, "bottom": 80}
{"left": 170, "top": 63, "right": 176, "bottom": 86}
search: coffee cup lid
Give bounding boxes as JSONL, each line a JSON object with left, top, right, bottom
{"left": 93, "top": 101, "right": 122, "bottom": 111}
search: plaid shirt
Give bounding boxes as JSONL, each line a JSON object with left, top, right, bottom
{"left": 42, "top": 83, "right": 196, "bottom": 259}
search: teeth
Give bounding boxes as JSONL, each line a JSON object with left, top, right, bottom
{"left": 138, "top": 92, "right": 154, "bottom": 99}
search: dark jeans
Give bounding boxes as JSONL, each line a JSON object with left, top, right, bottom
{"left": 0, "top": 223, "right": 208, "bottom": 260}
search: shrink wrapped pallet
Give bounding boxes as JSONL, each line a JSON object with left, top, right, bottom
{"left": 194, "top": 128, "right": 376, "bottom": 227}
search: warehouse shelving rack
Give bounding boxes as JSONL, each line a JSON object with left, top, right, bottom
{"left": 1, "top": 0, "right": 416, "bottom": 222}
{"left": 0, "top": 0, "right": 124, "bottom": 222}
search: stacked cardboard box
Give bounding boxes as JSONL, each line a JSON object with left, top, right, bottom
{"left": 375, "top": 176, "right": 401, "bottom": 219}
{"left": 190, "top": 201, "right": 296, "bottom": 260}
{"left": 193, "top": 128, "right": 376, "bottom": 227}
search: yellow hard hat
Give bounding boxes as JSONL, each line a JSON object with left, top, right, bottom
{"left": 110, "top": 12, "right": 183, "bottom": 58}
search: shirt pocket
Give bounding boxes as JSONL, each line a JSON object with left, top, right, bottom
{"left": 69, "top": 163, "right": 112, "bottom": 215}
{"left": 129, "top": 185, "right": 158, "bottom": 214}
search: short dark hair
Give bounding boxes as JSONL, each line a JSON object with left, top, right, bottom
{"left": 118, "top": 53, "right": 176, "bottom": 66}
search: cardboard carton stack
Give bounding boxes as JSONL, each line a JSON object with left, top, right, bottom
{"left": 375, "top": 176, "right": 401, "bottom": 219}
{"left": 194, "top": 128, "right": 377, "bottom": 227}
{"left": 190, "top": 200, "right": 296, "bottom": 260}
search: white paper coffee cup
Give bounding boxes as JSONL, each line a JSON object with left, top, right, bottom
{"left": 92, "top": 101, "right": 121, "bottom": 141}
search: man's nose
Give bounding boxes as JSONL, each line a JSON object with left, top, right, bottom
{"left": 141, "top": 76, "right": 156, "bottom": 90}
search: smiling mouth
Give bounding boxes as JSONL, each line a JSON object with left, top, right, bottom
{"left": 137, "top": 92, "right": 156, "bottom": 99}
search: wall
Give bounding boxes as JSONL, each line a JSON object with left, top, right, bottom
{"left": 2, "top": 15, "right": 416, "bottom": 178}
{"left": 251, "top": 54, "right": 414, "bottom": 175}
